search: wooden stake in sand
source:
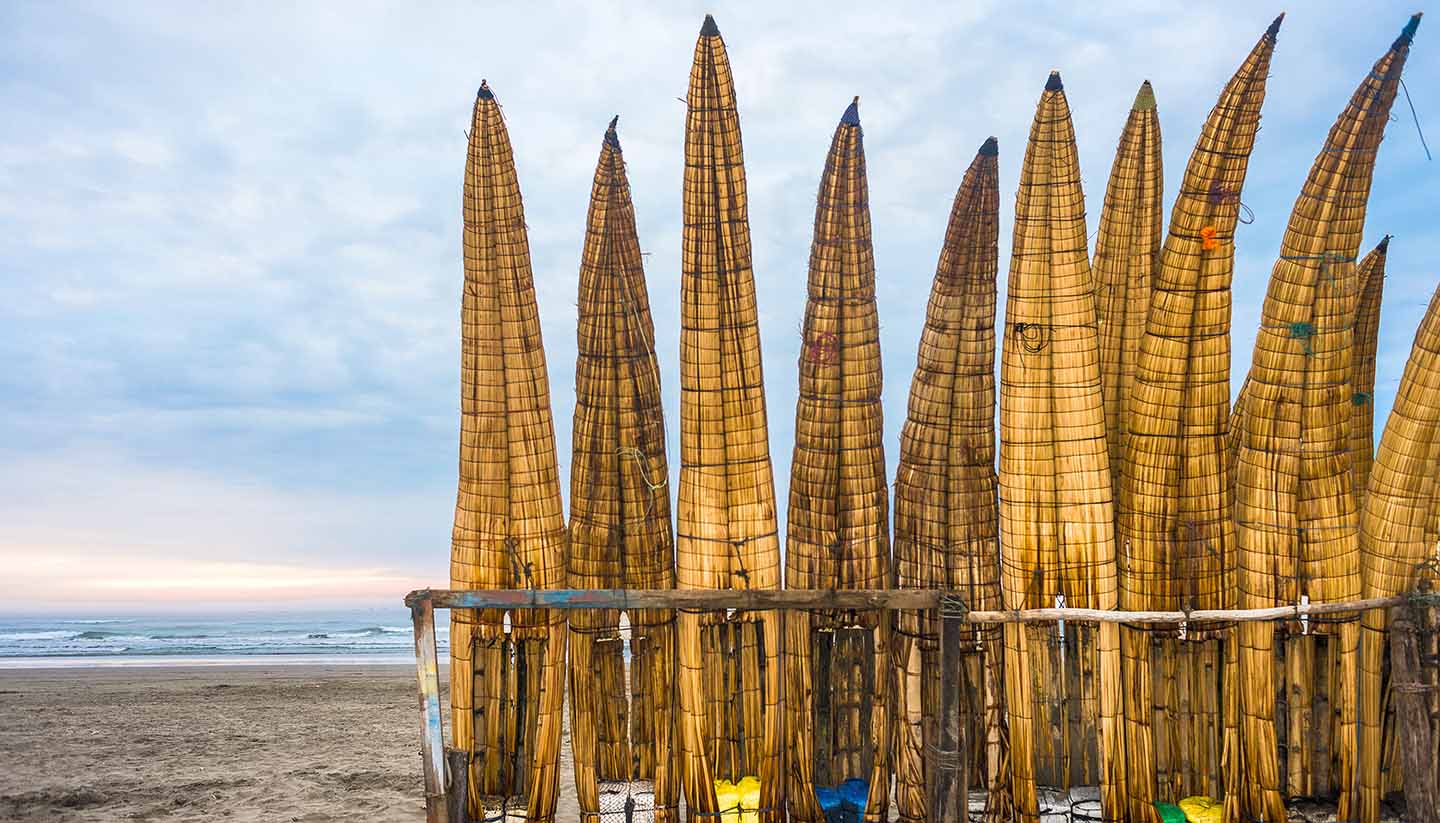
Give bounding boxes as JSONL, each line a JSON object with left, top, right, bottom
{"left": 450, "top": 80, "right": 569, "bottom": 823}
{"left": 1233, "top": 16, "right": 1418, "bottom": 822}
{"left": 1116, "top": 16, "right": 1278, "bottom": 820}
{"left": 783, "top": 96, "right": 894, "bottom": 823}
{"left": 998, "top": 69, "right": 1124, "bottom": 823}
{"left": 568, "top": 117, "right": 681, "bottom": 823}
{"left": 675, "top": 15, "right": 786, "bottom": 823}
{"left": 1357, "top": 283, "right": 1440, "bottom": 823}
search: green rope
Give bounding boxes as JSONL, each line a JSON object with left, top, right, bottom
{"left": 1289, "top": 321, "right": 1316, "bottom": 356}
{"left": 1352, "top": 391, "right": 1372, "bottom": 407}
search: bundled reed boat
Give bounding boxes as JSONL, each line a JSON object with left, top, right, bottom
{"left": 675, "top": 15, "right": 785, "bottom": 823}
{"left": 1358, "top": 286, "right": 1440, "bottom": 823}
{"left": 998, "top": 70, "right": 1125, "bottom": 823}
{"left": 1349, "top": 237, "right": 1390, "bottom": 510}
{"left": 1232, "top": 16, "right": 1418, "bottom": 822}
{"left": 568, "top": 117, "right": 680, "bottom": 823}
{"left": 1114, "top": 18, "right": 1279, "bottom": 821}
{"left": 892, "top": 137, "right": 1005, "bottom": 823}
{"left": 450, "top": 80, "right": 569, "bottom": 823}
{"left": 783, "top": 97, "right": 893, "bottom": 823}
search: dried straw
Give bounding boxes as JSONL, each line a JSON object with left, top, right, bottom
{"left": 1116, "top": 17, "right": 1277, "bottom": 816}
{"left": 568, "top": 118, "right": 680, "bottom": 823}
{"left": 892, "top": 137, "right": 1005, "bottom": 823}
{"left": 998, "top": 71, "right": 1124, "bottom": 823}
{"left": 450, "top": 80, "right": 569, "bottom": 822}
{"left": 1232, "top": 17, "right": 1416, "bottom": 821}
{"left": 675, "top": 16, "right": 785, "bottom": 822}
{"left": 782, "top": 97, "right": 893, "bottom": 823}
{"left": 1349, "top": 237, "right": 1391, "bottom": 510}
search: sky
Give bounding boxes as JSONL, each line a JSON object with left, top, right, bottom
{"left": 1, "top": 1, "right": 1436, "bottom": 612}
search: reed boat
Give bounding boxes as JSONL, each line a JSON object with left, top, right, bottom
{"left": 675, "top": 15, "right": 785, "bottom": 823}
{"left": 1232, "top": 16, "right": 1418, "bottom": 822}
{"left": 568, "top": 117, "right": 680, "bottom": 823}
{"left": 1115, "top": 18, "right": 1278, "bottom": 821}
{"left": 1349, "top": 236, "right": 1391, "bottom": 510}
{"left": 450, "top": 80, "right": 569, "bottom": 823}
{"left": 998, "top": 70, "right": 1124, "bottom": 823}
{"left": 782, "top": 97, "right": 894, "bottom": 823}
{"left": 1096, "top": 80, "right": 1163, "bottom": 490}
{"left": 892, "top": 137, "right": 1005, "bottom": 823}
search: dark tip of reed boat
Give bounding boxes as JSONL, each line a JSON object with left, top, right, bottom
{"left": 1134, "top": 79, "right": 1157, "bottom": 111}
{"left": 1266, "top": 13, "right": 1285, "bottom": 40}
{"left": 1379, "top": 234, "right": 1393, "bottom": 251}
{"left": 605, "top": 115, "right": 620, "bottom": 148}
{"left": 979, "top": 136, "right": 999, "bottom": 156}
{"left": 478, "top": 80, "right": 494, "bottom": 100}
{"left": 1397, "top": 12, "right": 1422, "bottom": 48}
{"left": 841, "top": 96, "right": 860, "bottom": 126}
{"left": 700, "top": 14, "right": 720, "bottom": 36}
{"left": 1046, "top": 70, "right": 1063, "bottom": 91}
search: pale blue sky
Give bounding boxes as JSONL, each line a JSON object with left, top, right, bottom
{"left": 1, "top": 1, "right": 1435, "bottom": 610}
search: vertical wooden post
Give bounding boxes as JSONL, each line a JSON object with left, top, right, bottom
{"left": 932, "top": 597, "right": 969, "bottom": 823}
{"left": 447, "top": 748, "right": 472, "bottom": 823}
{"left": 1389, "top": 605, "right": 1438, "bottom": 823}
{"left": 413, "top": 596, "right": 448, "bottom": 823}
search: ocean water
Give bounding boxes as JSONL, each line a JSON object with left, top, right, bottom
{"left": 0, "top": 609, "right": 450, "bottom": 667}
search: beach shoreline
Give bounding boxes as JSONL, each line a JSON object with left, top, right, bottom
{"left": 0, "top": 663, "right": 579, "bottom": 822}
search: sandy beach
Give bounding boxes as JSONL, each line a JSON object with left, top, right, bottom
{"left": 0, "top": 664, "right": 579, "bottom": 822}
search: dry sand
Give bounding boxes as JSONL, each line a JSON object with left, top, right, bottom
{"left": 0, "top": 663, "right": 579, "bottom": 822}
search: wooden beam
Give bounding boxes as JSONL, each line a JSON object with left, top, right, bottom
{"left": 446, "top": 748, "right": 471, "bottom": 823}
{"left": 931, "top": 603, "right": 968, "bottom": 823}
{"left": 1389, "top": 605, "right": 1438, "bottom": 823}
{"left": 411, "top": 597, "right": 447, "bottom": 823}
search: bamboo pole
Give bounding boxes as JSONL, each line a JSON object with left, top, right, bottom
{"left": 784, "top": 96, "right": 893, "bottom": 823}
{"left": 450, "top": 79, "right": 569, "bottom": 823}
{"left": 568, "top": 116, "right": 680, "bottom": 823}
{"left": 676, "top": 15, "right": 785, "bottom": 822}
{"left": 1233, "top": 18, "right": 1417, "bottom": 820}
{"left": 998, "top": 69, "right": 1124, "bottom": 823}
{"left": 893, "top": 135, "right": 1003, "bottom": 823}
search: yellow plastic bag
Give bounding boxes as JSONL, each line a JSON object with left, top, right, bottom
{"left": 713, "top": 777, "right": 762, "bottom": 823}
{"left": 1179, "top": 796, "right": 1223, "bottom": 823}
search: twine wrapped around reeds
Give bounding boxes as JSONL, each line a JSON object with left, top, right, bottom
{"left": 783, "top": 97, "right": 894, "bottom": 823}
{"left": 998, "top": 70, "right": 1125, "bottom": 823}
{"left": 568, "top": 117, "right": 681, "bottom": 823}
{"left": 450, "top": 80, "right": 569, "bottom": 823}
{"left": 675, "top": 16, "right": 785, "bottom": 823}
{"left": 1115, "top": 16, "right": 1279, "bottom": 817}
{"left": 1356, "top": 284, "right": 1440, "bottom": 823}
{"left": 1349, "top": 237, "right": 1391, "bottom": 510}
{"left": 892, "top": 137, "right": 1006, "bottom": 823}
{"left": 1233, "top": 17, "right": 1417, "bottom": 822}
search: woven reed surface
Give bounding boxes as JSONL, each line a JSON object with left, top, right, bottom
{"left": 1233, "top": 26, "right": 1413, "bottom": 823}
{"left": 891, "top": 139, "right": 1006, "bottom": 823}
{"left": 1349, "top": 238, "right": 1390, "bottom": 510}
{"left": 781, "top": 100, "right": 894, "bottom": 823}
{"left": 675, "top": 18, "right": 784, "bottom": 821}
{"left": 567, "top": 120, "right": 680, "bottom": 821}
{"left": 1358, "top": 285, "right": 1440, "bottom": 823}
{"left": 448, "top": 82, "right": 569, "bottom": 822}
{"left": 997, "top": 73, "right": 1125, "bottom": 823}
{"left": 1096, "top": 82, "right": 1164, "bottom": 496}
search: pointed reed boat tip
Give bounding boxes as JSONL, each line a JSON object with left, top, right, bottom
{"left": 1045, "top": 70, "right": 1064, "bottom": 91}
{"left": 1134, "top": 80, "right": 1157, "bottom": 110}
{"left": 1267, "top": 13, "right": 1285, "bottom": 39}
{"left": 979, "top": 136, "right": 999, "bottom": 156}
{"left": 477, "top": 79, "right": 493, "bottom": 100}
{"left": 700, "top": 13, "right": 720, "bottom": 36}
{"left": 841, "top": 96, "right": 860, "bottom": 125}
{"left": 1380, "top": 234, "right": 1393, "bottom": 251}
{"left": 1398, "top": 12, "right": 1422, "bottom": 46}
{"left": 605, "top": 115, "right": 620, "bottom": 147}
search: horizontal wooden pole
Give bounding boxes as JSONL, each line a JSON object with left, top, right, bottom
{"left": 405, "top": 588, "right": 1437, "bottom": 622}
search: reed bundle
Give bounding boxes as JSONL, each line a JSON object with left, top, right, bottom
{"left": 676, "top": 16, "right": 785, "bottom": 823}
{"left": 892, "top": 137, "right": 1005, "bottom": 823}
{"left": 1349, "top": 237, "right": 1391, "bottom": 510}
{"left": 450, "top": 80, "right": 570, "bottom": 822}
{"left": 568, "top": 118, "right": 680, "bottom": 823}
{"left": 1357, "top": 284, "right": 1440, "bottom": 823}
{"left": 998, "top": 70, "right": 1124, "bottom": 823}
{"left": 1115, "top": 18, "right": 1278, "bottom": 819}
{"left": 1233, "top": 17, "right": 1417, "bottom": 821}
{"left": 783, "top": 97, "right": 894, "bottom": 823}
